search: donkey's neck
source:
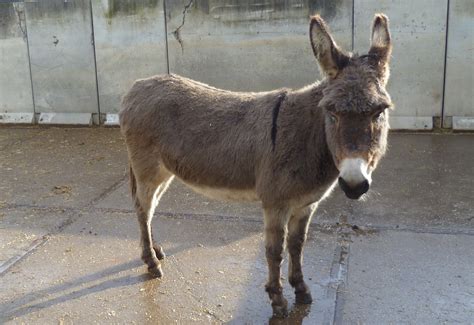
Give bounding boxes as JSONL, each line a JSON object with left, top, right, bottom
{"left": 283, "top": 80, "right": 339, "bottom": 187}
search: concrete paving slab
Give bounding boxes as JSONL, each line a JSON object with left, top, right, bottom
{"left": 0, "top": 128, "right": 127, "bottom": 208}
{"left": 0, "top": 113, "right": 35, "bottom": 125}
{"left": 38, "top": 113, "right": 92, "bottom": 126}
{"left": 0, "top": 210, "right": 339, "bottom": 324}
{"left": 453, "top": 116, "right": 474, "bottom": 130}
{"left": 341, "top": 231, "right": 474, "bottom": 324}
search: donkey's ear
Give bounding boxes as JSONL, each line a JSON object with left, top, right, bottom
{"left": 368, "top": 14, "right": 392, "bottom": 84}
{"left": 310, "top": 15, "right": 350, "bottom": 79}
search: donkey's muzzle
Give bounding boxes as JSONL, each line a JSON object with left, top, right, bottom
{"left": 338, "top": 177, "right": 369, "bottom": 200}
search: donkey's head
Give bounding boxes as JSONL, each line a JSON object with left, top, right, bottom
{"left": 310, "top": 14, "right": 393, "bottom": 200}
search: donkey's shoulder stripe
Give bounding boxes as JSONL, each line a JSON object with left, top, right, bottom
{"left": 271, "top": 91, "right": 288, "bottom": 152}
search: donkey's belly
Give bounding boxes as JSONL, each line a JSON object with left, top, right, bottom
{"left": 185, "top": 183, "right": 259, "bottom": 202}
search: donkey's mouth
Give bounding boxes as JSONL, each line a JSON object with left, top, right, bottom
{"left": 338, "top": 177, "right": 369, "bottom": 200}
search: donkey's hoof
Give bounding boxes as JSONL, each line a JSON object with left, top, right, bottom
{"left": 272, "top": 304, "right": 289, "bottom": 318}
{"left": 153, "top": 245, "right": 166, "bottom": 260}
{"left": 148, "top": 265, "right": 163, "bottom": 278}
{"left": 295, "top": 291, "right": 313, "bottom": 304}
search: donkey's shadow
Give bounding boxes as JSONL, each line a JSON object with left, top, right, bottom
{"left": 1, "top": 233, "right": 315, "bottom": 323}
{"left": 0, "top": 259, "right": 151, "bottom": 320}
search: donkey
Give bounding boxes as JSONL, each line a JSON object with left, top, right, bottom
{"left": 119, "top": 14, "right": 393, "bottom": 317}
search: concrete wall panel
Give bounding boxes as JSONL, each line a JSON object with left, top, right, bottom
{"left": 1, "top": 0, "right": 471, "bottom": 128}
{"left": 92, "top": 0, "right": 168, "bottom": 114}
{"left": 25, "top": 0, "right": 98, "bottom": 114}
{"left": 0, "top": 3, "right": 34, "bottom": 116}
{"left": 166, "top": 0, "right": 353, "bottom": 92}
{"left": 354, "top": 0, "right": 447, "bottom": 124}
{"left": 443, "top": 0, "right": 473, "bottom": 127}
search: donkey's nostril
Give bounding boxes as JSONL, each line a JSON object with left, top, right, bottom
{"left": 338, "top": 177, "right": 370, "bottom": 200}
{"left": 359, "top": 179, "right": 370, "bottom": 194}
{"left": 338, "top": 177, "right": 350, "bottom": 192}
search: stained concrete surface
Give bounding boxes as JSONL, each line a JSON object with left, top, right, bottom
{"left": 0, "top": 128, "right": 473, "bottom": 324}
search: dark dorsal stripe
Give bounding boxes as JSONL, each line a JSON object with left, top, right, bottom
{"left": 271, "top": 91, "right": 287, "bottom": 152}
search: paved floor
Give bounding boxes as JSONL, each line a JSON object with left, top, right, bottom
{"left": 0, "top": 128, "right": 473, "bottom": 324}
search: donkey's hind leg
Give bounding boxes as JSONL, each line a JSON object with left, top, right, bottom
{"left": 133, "top": 165, "right": 173, "bottom": 277}
{"left": 151, "top": 175, "right": 174, "bottom": 260}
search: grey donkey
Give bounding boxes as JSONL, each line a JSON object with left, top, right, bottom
{"left": 119, "top": 14, "right": 393, "bottom": 317}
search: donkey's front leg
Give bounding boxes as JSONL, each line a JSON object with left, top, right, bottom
{"left": 287, "top": 206, "right": 313, "bottom": 304}
{"left": 263, "top": 207, "right": 291, "bottom": 317}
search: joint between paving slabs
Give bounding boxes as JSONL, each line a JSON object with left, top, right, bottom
{"left": 331, "top": 215, "right": 352, "bottom": 325}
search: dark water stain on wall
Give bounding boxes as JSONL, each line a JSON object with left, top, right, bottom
{"left": 0, "top": 4, "right": 15, "bottom": 39}
{"left": 0, "top": 3, "right": 25, "bottom": 40}
{"left": 308, "top": 0, "right": 344, "bottom": 20}
{"left": 189, "top": 0, "right": 344, "bottom": 20}
{"left": 451, "top": 0, "right": 474, "bottom": 18}
{"left": 25, "top": 0, "right": 90, "bottom": 20}
{"left": 104, "top": 0, "right": 160, "bottom": 19}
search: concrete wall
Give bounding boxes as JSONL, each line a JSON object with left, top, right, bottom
{"left": 24, "top": 0, "right": 98, "bottom": 125}
{"left": 444, "top": 0, "right": 474, "bottom": 129}
{"left": 354, "top": 0, "right": 447, "bottom": 130}
{"left": 0, "top": 0, "right": 472, "bottom": 128}
{"left": 166, "top": 0, "right": 352, "bottom": 91}
{"left": 0, "top": 3, "right": 34, "bottom": 123}
{"left": 92, "top": 0, "right": 167, "bottom": 118}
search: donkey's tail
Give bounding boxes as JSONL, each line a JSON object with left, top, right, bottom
{"left": 129, "top": 163, "right": 137, "bottom": 203}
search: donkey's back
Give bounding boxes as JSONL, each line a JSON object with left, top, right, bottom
{"left": 119, "top": 73, "right": 283, "bottom": 191}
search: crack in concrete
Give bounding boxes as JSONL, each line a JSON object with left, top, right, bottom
{"left": 172, "top": 0, "right": 194, "bottom": 54}
{"left": 13, "top": 3, "right": 27, "bottom": 41}
{"left": 87, "top": 174, "right": 128, "bottom": 207}
{"left": 0, "top": 237, "right": 48, "bottom": 276}
{"left": 0, "top": 173, "right": 127, "bottom": 275}
{"left": 1, "top": 186, "right": 473, "bottom": 280}
{"left": 2, "top": 202, "right": 474, "bottom": 236}
{"left": 317, "top": 215, "right": 352, "bottom": 324}
{"left": 331, "top": 215, "right": 352, "bottom": 325}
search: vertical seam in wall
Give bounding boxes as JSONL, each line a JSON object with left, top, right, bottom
{"left": 441, "top": 0, "right": 450, "bottom": 128}
{"left": 351, "top": 0, "right": 355, "bottom": 52}
{"left": 23, "top": 1, "right": 36, "bottom": 122}
{"left": 89, "top": 0, "right": 101, "bottom": 123}
{"left": 163, "top": 0, "right": 170, "bottom": 74}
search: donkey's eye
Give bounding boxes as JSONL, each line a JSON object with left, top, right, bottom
{"left": 372, "top": 110, "right": 384, "bottom": 122}
{"left": 329, "top": 113, "right": 338, "bottom": 124}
